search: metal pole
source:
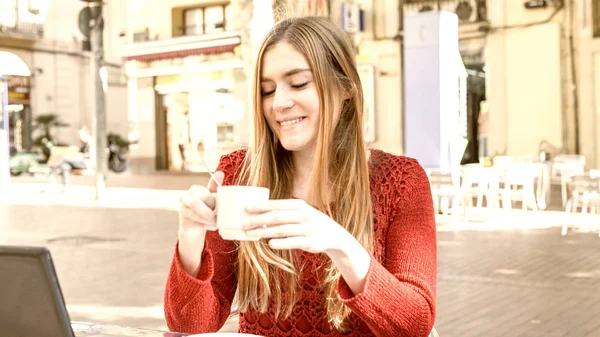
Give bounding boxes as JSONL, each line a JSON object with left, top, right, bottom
{"left": 89, "top": 2, "right": 107, "bottom": 199}
{"left": 399, "top": 0, "right": 406, "bottom": 154}
{"left": 0, "top": 75, "right": 10, "bottom": 198}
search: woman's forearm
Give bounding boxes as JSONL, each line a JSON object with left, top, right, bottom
{"left": 326, "top": 232, "right": 371, "bottom": 295}
{"left": 177, "top": 229, "right": 206, "bottom": 277}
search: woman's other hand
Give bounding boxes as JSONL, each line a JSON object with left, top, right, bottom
{"left": 243, "top": 199, "right": 351, "bottom": 254}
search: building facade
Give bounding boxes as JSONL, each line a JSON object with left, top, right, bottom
{"left": 482, "top": 0, "right": 600, "bottom": 169}
{"left": 123, "top": 0, "right": 250, "bottom": 173}
{"left": 122, "top": 0, "right": 408, "bottom": 173}
{"left": 1, "top": 0, "right": 127, "bottom": 153}
{"left": 122, "top": 0, "right": 600, "bottom": 173}
{"left": 398, "top": 0, "right": 600, "bottom": 169}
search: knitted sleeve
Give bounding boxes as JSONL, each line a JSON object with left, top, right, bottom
{"left": 163, "top": 150, "right": 247, "bottom": 333}
{"left": 336, "top": 155, "right": 437, "bottom": 337}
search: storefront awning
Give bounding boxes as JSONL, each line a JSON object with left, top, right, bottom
{"left": 121, "top": 31, "right": 242, "bottom": 62}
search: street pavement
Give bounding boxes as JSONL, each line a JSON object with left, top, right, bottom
{"left": 2, "top": 175, "right": 599, "bottom": 337}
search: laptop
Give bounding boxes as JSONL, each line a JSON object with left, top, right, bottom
{"left": 0, "top": 245, "right": 75, "bottom": 337}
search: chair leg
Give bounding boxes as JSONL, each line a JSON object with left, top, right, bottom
{"left": 562, "top": 199, "right": 573, "bottom": 236}
{"left": 596, "top": 209, "right": 600, "bottom": 238}
{"left": 562, "top": 179, "right": 568, "bottom": 208}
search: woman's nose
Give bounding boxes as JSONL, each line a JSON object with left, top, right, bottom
{"left": 272, "top": 87, "right": 294, "bottom": 112}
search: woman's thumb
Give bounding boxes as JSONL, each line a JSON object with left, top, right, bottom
{"left": 208, "top": 171, "right": 225, "bottom": 192}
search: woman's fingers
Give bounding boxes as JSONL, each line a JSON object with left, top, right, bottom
{"left": 179, "top": 205, "right": 217, "bottom": 231}
{"left": 267, "top": 236, "right": 308, "bottom": 250}
{"left": 189, "top": 185, "right": 216, "bottom": 210}
{"left": 243, "top": 210, "right": 306, "bottom": 230}
{"left": 180, "top": 217, "right": 217, "bottom": 231}
{"left": 246, "top": 223, "right": 306, "bottom": 239}
{"left": 179, "top": 187, "right": 217, "bottom": 231}
{"left": 207, "top": 171, "right": 224, "bottom": 193}
{"left": 245, "top": 199, "right": 306, "bottom": 213}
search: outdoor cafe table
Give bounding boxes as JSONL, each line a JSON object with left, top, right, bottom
{"left": 71, "top": 321, "right": 260, "bottom": 337}
{"left": 71, "top": 321, "right": 438, "bottom": 337}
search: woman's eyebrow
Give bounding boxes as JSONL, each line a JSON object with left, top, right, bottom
{"left": 261, "top": 68, "right": 311, "bottom": 82}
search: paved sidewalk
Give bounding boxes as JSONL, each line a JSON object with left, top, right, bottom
{"left": 2, "top": 177, "right": 600, "bottom": 336}
{"left": 9, "top": 171, "right": 211, "bottom": 191}
{"left": 435, "top": 227, "right": 600, "bottom": 337}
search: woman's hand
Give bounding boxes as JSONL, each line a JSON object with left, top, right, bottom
{"left": 179, "top": 171, "right": 224, "bottom": 235}
{"left": 243, "top": 199, "right": 350, "bottom": 254}
{"left": 177, "top": 171, "right": 223, "bottom": 276}
{"left": 243, "top": 198, "right": 372, "bottom": 294}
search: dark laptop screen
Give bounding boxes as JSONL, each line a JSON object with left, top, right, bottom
{"left": 0, "top": 246, "right": 73, "bottom": 337}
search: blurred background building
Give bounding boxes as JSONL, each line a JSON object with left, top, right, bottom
{"left": 3, "top": 0, "right": 600, "bottom": 173}
{"left": 1, "top": 0, "right": 128, "bottom": 153}
{"left": 122, "top": 0, "right": 246, "bottom": 173}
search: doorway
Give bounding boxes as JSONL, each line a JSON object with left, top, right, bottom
{"left": 156, "top": 92, "right": 190, "bottom": 171}
{"left": 8, "top": 104, "right": 32, "bottom": 153}
{"left": 461, "top": 64, "right": 486, "bottom": 164}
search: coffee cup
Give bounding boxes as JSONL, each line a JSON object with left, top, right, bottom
{"left": 216, "top": 186, "right": 270, "bottom": 241}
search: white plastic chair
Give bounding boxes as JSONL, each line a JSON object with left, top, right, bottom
{"left": 561, "top": 171, "right": 600, "bottom": 236}
{"left": 460, "top": 164, "right": 493, "bottom": 209}
{"left": 502, "top": 164, "right": 541, "bottom": 211}
{"left": 426, "top": 168, "right": 461, "bottom": 215}
{"left": 551, "top": 154, "right": 586, "bottom": 207}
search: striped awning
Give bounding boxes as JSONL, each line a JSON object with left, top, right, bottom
{"left": 122, "top": 31, "right": 241, "bottom": 63}
{"left": 126, "top": 44, "right": 238, "bottom": 62}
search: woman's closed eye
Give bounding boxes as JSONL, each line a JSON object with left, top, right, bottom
{"left": 291, "top": 82, "right": 308, "bottom": 89}
{"left": 262, "top": 82, "right": 308, "bottom": 97}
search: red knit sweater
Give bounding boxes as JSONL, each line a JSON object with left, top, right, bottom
{"left": 164, "top": 149, "right": 437, "bottom": 337}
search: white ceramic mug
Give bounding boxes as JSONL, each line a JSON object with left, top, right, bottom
{"left": 216, "top": 186, "right": 270, "bottom": 241}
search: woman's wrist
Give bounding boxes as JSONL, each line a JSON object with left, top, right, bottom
{"left": 177, "top": 228, "right": 206, "bottom": 276}
{"left": 178, "top": 226, "right": 207, "bottom": 237}
{"left": 326, "top": 231, "right": 371, "bottom": 295}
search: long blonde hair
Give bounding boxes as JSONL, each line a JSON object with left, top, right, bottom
{"left": 236, "top": 16, "right": 374, "bottom": 331}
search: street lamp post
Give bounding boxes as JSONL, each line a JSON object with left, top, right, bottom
{"left": 78, "top": 0, "right": 107, "bottom": 199}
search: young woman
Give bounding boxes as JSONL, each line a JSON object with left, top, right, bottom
{"left": 165, "top": 16, "right": 437, "bottom": 337}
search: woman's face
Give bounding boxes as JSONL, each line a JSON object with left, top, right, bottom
{"left": 260, "top": 41, "right": 321, "bottom": 154}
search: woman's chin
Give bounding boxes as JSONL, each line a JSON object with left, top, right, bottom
{"left": 279, "top": 139, "right": 310, "bottom": 153}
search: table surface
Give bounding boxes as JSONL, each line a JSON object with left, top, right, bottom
{"left": 72, "top": 321, "right": 188, "bottom": 337}
{"left": 71, "top": 321, "right": 260, "bottom": 337}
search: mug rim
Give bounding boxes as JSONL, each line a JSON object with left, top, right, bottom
{"left": 217, "top": 185, "right": 269, "bottom": 192}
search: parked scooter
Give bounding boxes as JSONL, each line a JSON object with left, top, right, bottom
{"left": 107, "top": 139, "right": 127, "bottom": 173}
{"left": 9, "top": 137, "right": 128, "bottom": 175}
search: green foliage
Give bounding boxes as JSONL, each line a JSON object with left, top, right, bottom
{"left": 31, "top": 113, "right": 70, "bottom": 160}
{"left": 107, "top": 132, "right": 130, "bottom": 153}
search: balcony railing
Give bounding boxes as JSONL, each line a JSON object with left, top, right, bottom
{"left": 404, "top": 0, "right": 487, "bottom": 24}
{"left": 0, "top": 20, "right": 44, "bottom": 38}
